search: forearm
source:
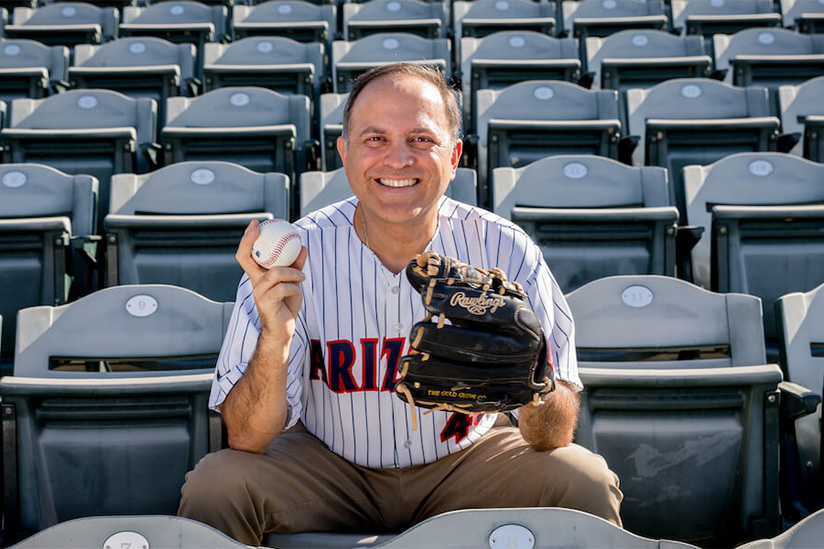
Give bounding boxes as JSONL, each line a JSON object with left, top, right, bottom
{"left": 517, "top": 380, "right": 580, "bottom": 451}
{"left": 220, "top": 334, "right": 291, "bottom": 454}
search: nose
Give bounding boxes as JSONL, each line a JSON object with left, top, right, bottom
{"left": 382, "top": 140, "right": 414, "bottom": 169}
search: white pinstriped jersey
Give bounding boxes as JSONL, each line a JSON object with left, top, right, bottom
{"left": 211, "top": 196, "right": 579, "bottom": 469}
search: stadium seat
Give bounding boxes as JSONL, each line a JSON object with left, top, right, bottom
{"left": 319, "top": 91, "right": 347, "bottom": 171}
{"left": 780, "top": 0, "right": 824, "bottom": 34}
{"left": 458, "top": 31, "right": 581, "bottom": 133}
{"left": 567, "top": 274, "right": 783, "bottom": 546}
{"left": 472, "top": 80, "right": 621, "bottom": 207}
{"left": 683, "top": 152, "right": 824, "bottom": 356}
{"left": 0, "top": 89, "right": 157, "bottom": 230}
{"left": 779, "top": 75, "right": 824, "bottom": 160}
{"left": 625, "top": 77, "right": 780, "bottom": 219}
{"left": 331, "top": 33, "right": 452, "bottom": 93}
{"left": 0, "top": 39, "right": 68, "bottom": 102}
{"left": 585, "top": 29, "right": 711, "bottom": 128}
{"left": 4, "top": 3, "right": 118, "bottom": 47}
{"left": 452, "top": 0, "right": 556, "bottom": 45}
{"left": 69, "top": 37, "right": 196, "bottom": 128}
{"left": 119, "top": 1, "right": 228, "bottom": 83}
{"left": 492, "top": 155, "right": 677, "bottom": 292}
{"left": 561, "top": 0, "right": 668, "bottom": 60}
{"left": 342, "top": 0, "right": 447, "bottom": 41}
{"left": 0, "top": 164, "right": 97, "bottom": 371}
{"left": 299, "top": 166, "right": 477, "bottom": 216}
{"left": 231, "top": 0, "right": 338, "bottom": 45}
{"left": 161, "top": 86, "right": 314, "bottom": 212}
{"left": 0, "top": 284, "right": 232, "bottom": 541}
{"left": 671, "top": 0, "right": 781, "bottom": 56}
{"left": 775, "top": 283, "right": 824, "bottom": 522}
{"left": 713, "top": 28, "right": 824, "bottom": 115}
{"left": 104, "top": 161, "right": 288, "bottom": 301}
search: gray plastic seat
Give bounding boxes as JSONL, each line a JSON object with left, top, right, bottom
{"left": 0, "top": 39, "right": 68, "bottom": 102}
{"left": 161, "top": 86, "right": 312, "bottom": 208}
{"left": 0, "top": 164, "right": 97, "bottom": 364}
{"left": 0, "top": 89, "right": 157, "bottom": 229}
{"left": 299, "top": 166, "right": 477, "bottom": 216}
{"left": 683, "top": 152, "right": 824, "bottom": 351}
{"left": 567, "top": 274, "right": 783, "bottom": 546}
{"left": 779, "top": 75, "right": 824, "bottom": 160}
{"left": 104, "top": 161, "right": 288, "bottom": 301}
{"left": 120, "top": 1, "right": 228, "bottom": 83}
{"left": 780, "top": 0, "right": 824, "bottom": 33}
{"left": 625, "top": 77, "right": 779, "bottom": 218}
{"left": 561, "top": 0, "right": 668, "bottom": 60}
{"left": 738, "top": 508, "right": 824, "bottom": 549}
{"left": 671, "top": 0, "right": 781, "bottom": 56}
{"left": 713, "top": 28, "right": 824, "bottom": 115}
{"left": 232, "top": 0, "right": 338, "bottom": 45}
{"left": 492, "top": 155, "right": 677, "bottom": 292}
{"left": 4, "top": 3, "right": 118, "bottom": 47}
{"left": 319, "top": 91, "right": 347, "bottom": 171}
{"left": 458, "top": 31, "right": 581, "bottom": 133}
{"left": 342, "top": 0, "right": 447, "bottom": 41}
{"left": 69, "top": 37, "right": 196, "bottom": 127}
{"left": 0, "top": 284, "right": 232, "bottom": 540}
{"left": 331, "top": 33, "right": 451, "bottom": 93}
{"left": 452, "top": 0, "right": 556, "bottom": 45}
{"left": 473, "top": 80, "right": 621, "bottom": 207}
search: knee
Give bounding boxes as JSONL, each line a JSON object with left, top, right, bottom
{"left": 178, "top": 449, "right": 255, "bottom": 516}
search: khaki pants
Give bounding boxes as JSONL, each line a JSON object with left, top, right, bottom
{"left": 178, "top": 419, "right": 623, "bottom": 546}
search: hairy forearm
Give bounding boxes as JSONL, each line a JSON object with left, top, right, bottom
{"left": 220, "top": 335, "right": 291, "bottom": 454}
{"left": 517, "top": 380, "right": 580, "bottom": 451}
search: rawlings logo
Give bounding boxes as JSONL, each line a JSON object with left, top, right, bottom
{"left": 450, "top": 292, "right": 506, "bottom": 315}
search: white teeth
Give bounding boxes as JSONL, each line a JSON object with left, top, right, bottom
{"left": 378, "top": 178, "right": 416, "bottom": 188}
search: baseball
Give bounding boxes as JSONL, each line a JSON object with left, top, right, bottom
{"left": 252, "top": 219, "right": 302, "bottom": 269}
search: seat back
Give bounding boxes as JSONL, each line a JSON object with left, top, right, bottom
{"left": 671, "top": 0, "right": 781, "bottom": 56}
{"left": 232, "top": 0, "right": 338, "bottom": 44}
{"left": 0, "top": 164, "right": 97, "bottom": 362}
{"left": 342, "top": 0, "right": 447, "bottom": 41}
{"left": 299, "top": 167, "right": 477, "bottom": 216}
{"left": 493, "top": 155, "right": 677, "bottom": 292}
{"left": 0, "top": 39, "right": 68, "bottom": 102}
{"left": 2, "top": 89, "right": 157, "bottom": 229}
{"left": 105, "top": 161, "right": 288, "bottom": 301}
{"left": 626, "top": 77, "right": 779, "bottom": 218}
{"left": 562, "top": 0, "right": 668, "bottom": 59}
{"left": 683, "top": 152, "right": 824, "bottom": 346}
{"left": 331, "top": 33, "right": 451, "bottom": 93}
{"left": 775, "top": 283, "right": 824, "bottom": 517}
{"left": 780, "top": 0, "right": 824, "bottom": 33}
{"left": 453, "top": 0, "right": 556, "bottom": 43}
{"left": 0, "top": 284, "right": 233, "bottom": 538}
{"left": 779, "top": 75, "right": 824, "bottom": 158}
{"left": 567, "top": 274, "right": 782, "bottom": 545}
{"left": 6, "top": 3, "right": 118, "bottom": 46}
{"left": 474, "top": 79, "right": 621, "bottom": 207}
{"left": 319, "top": 91, "right": 347, "bottom": 171}
{"left": 70, "top": 37, "right": 195, "bottom": 127}
{"left": 459, "top": 31, "right": 581, "bottom": 132}
{"left": 162, "top": 86, "right": 311, "bottom": 205}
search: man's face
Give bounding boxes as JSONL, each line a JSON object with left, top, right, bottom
{"left": 337, "top": 73, "right": 462, "bottom": 228}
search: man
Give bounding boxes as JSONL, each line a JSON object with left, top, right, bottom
{"left": 178, "top": 63, "right": 622, "bottom": 545}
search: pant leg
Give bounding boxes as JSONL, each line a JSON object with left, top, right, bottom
{"left": 404, "top": 424, "right": 623, "bottom": 527}
{"left": 177, "top": 430, "right": 404, "bottom": 546}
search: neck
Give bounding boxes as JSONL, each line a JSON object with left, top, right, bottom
{"left": 357, "top": 204, "right": 438, "bottom": 274}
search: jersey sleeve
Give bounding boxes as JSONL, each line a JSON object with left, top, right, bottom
{"left": 209, "top": 275, "right": 309, "bottom": 427}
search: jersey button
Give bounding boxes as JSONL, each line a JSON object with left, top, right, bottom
{"left": 391, "top": 286, "right": 400, "bottom": 295}
{"left": 394, "top": 323, "right": 404, "bottom": 334}
{"left": 403, "top": 440, "right": 413, "bottom": 449}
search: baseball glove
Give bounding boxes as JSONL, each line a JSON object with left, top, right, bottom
{"left": 395, "top": 251, "right": 555, "bottom": 430}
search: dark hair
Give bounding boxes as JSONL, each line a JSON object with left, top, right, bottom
{"left": 341, "top": 63, "right": 462, "bottom": 145}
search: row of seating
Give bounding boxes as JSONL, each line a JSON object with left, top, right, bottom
{"left": 0, "top": 273, "right": 821, "bottom": 547}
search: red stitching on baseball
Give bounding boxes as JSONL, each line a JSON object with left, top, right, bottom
{"left": 263, "top": 230, "right": 300, "bottom": 268}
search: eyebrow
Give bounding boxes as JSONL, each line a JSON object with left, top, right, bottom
{"left": 355, "top": 125, "right": 441, "bottom": 138}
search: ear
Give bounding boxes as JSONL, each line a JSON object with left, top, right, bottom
{"left": 336, "top": 136, "right": 347, "bottom": 169}
{"left": 449, "top": 139, "right": 463, "bottom": 181}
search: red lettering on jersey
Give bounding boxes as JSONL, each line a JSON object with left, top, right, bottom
{"left": 361, "top": 338, "right": 379, "bottom": 391}
{"left": 309, "top": 339, "right": 328, "bottom": 387}
{"left": 380, "top": 338, "right": 405, "bottom": 391}
{"left": 327, "top": 340, "right": 358, "bottom": 393}
{"left": 440, "top": 413, "right": 484, "bottom": 444}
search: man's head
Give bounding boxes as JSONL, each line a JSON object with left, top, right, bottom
{"left": 341, "top": 63, "right": 462, "bottom": 147}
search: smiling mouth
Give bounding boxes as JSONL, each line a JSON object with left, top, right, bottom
{"left": 377, "top": 178, "right": 418, "bottom": 188}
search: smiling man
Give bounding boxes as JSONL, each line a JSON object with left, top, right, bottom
{"left": 177, "top": 63, "right": 623, "bottom": 545}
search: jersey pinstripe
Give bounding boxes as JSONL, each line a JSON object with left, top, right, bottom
{"left": 211, "top": 196, "right": 579, "bottom": 469}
